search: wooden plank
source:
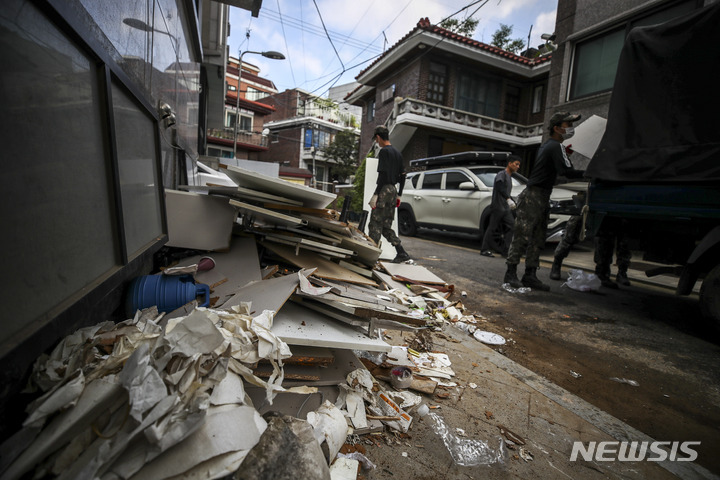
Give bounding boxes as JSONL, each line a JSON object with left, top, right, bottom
{"left": 294, "top": 289, "right": 411, "bottom": 313}
{"left": 261, "top": 237, "right": 352, "bottom": 259}
{"left": 379, "top": 261, "right": 446, "bottom": 285}
{"left": 224, "top": 165, "right": 336, "bottom": 209}
{"left": 272, "top": 302, "right": 391, "bottom": 352}
{"left": 165, "top": 189, "right": 237, "bottom": 251}
{"left": 261, "top": 232, "right": 355, "bottom": 256}
{"left": 372, "top": 270, "right": 414, "bottom": 294}
{"left": 253, "top": 348, "right": 361, "bottom": 386}
{"left": 263, "top": 243, "right": 377, "bottom": 287}
{"left": 262, "top": 204, "right": 337, "bottom": 219}
{"left": 338, "top": 260, "right": 374, "bottom": 278}
{"left": 293, "top": 294, "right": 425, "bottom": 326}
{"left": 300, "top": 215, "right": 352, "bottom": 236}
{"left": 229, "top": 199, "right": 306, "bottom": 227}
{"left": 338, "top": 235, "right": 381, "bottom": 266}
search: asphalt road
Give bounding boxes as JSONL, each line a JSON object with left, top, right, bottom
{"left": 397, "top": 228, "right": 720, "bottom": 475}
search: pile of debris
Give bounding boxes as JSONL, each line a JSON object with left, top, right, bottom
{"left": 0, "top": 165, "right": 493, "bottom": 479}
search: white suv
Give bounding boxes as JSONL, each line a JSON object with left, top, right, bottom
{"left": 398, "top": 165, "right": 574, "bottom": 243}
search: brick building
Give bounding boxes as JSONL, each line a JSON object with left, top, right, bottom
{"left": 346, "top": 18, "right": 552, "bottom": 176}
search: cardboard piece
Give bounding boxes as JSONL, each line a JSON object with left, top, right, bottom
{"left": 165, "top": 189, "right": 237, "bottom": 251}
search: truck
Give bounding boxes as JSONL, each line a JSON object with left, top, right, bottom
{"left": 584, "top": 2, "right": 720, "bottom": 325}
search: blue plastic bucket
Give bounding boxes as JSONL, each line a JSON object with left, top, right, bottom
{"left": 125, "top": 274, "right": 210, "bottom": 317}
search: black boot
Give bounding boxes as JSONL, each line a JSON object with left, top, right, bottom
{"left": 503, "top": 264, "right": 523, "bottom": 289}
{"left": 616, "top": 270, "right": 631, "bottom": 286}
{"left": 522, "top": 267, "right": 550, "bottom": 291}
{"left": 549, "top": 258, "right": 563, "bottom": 281}
{"left": 596, "top": 270, "right": 619, "bottom": 289}
{"left": 392, "top": 243, "right": 410, "bottom": 263}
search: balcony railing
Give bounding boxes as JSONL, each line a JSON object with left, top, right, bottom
{"left": 207, "top": 128, "right": 269, "bottom": 148}
{"left": 390, "top": 97, "right": 543, "bottom": 139}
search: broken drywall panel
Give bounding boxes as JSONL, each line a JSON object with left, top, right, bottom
{"left": 378, "top": 262, "right": 446, "bottom": 285}
{"left": 271, "top": 226, "right": 342, "bottom": 245}
{"left": 178, "top": 185, "right": 304, "bottom": 206}
{"left": 221, "top": 269, "right": 306, "bottom": 313}
{"left": 229, "top": 199, "right": 306, "bottom": 228}
{"left": 263, "top": 204, "right": 338, "bottom": 219}
{"left": 224, "top": 165, "right": 336, "bottom": 209}
{"left": 289, "top": 297, "right": 369, "bottom": 328}
{"left": 171, "top": 236, "right": 262, "bottom": 308}
{"left": 165, "top": 189, "right": 237, "bottom": 251}
{"left": 244, "top": 385, "right": 340, "bottom": 418}
{"left": 262, "top": 243, "right": 377, "bottom": 287}
{"left": 272, "top": 302, "right": 391, "bottom": 352}
{"left": 261, "top": 237, "right": 351, "bottom": 260}
{"left": 306, "top": 278, "right": 411, "bottom": 311}
{"left": 294, "top": 294, "right": 424, "bottom": 326}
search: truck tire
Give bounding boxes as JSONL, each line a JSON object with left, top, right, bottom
{"left": 699, "top": 263, "right": 720, "bottom": 331}
{"left": 398, "top": 207, "right": 417, "bottom": 237}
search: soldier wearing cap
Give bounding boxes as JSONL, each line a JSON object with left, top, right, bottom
{"left": 504, "top": 111, "right": 585, "bottom": 290}
{"left": 368, "top": 125, "right": 410, "bottom": 263}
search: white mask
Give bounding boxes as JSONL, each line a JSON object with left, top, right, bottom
{"left": 561, "top": 126, "right": 575, "bottom": 140}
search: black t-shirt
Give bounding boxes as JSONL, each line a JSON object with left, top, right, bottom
{"left": 375, "top": 145, "right": 404, "bottom": 194}
{"left": 527, "top": 138, "right": 581, "bottom": 189}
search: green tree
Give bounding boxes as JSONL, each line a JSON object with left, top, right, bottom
{"left": 439, "top": 17, "right": 479, "bottom": 37}
{"left": 491, "top": 24, "right": 526, "bottom": 54}
{"left": 324, "top": 129, "right": 359, "bottom": 183}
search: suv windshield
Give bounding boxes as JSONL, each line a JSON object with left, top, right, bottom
{"left": 469, "top": 167, "right": 526, "bottom": 187}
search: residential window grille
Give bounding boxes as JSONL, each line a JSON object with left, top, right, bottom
{"left": 504, "top": 85, "right": 520, "bottom": 123}
{"left": 427, "top": 62, "right": 447, "bottom": 104}
{"left": 380, "top": 84, "right": 395, "bottom": 103}
{"left": 455, "top": 73, "right": 502, "bottom": 117}
{"left": 569, "top": 1, "right": 696, "bottom": 100}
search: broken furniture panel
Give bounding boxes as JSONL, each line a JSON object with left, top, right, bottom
{"left": 229, "top": 199, "right": 307, "bottom": 228}
{"left": 224, "top": 165, "right": 336, "bottom": 209}
{"left": 262, "top": 243, "right": 377, "bottom": 287}
{"left": 178, "top": 184, "right": 303, "bottom": 207}
{"left": 272, "top": 302, "right": 391, "bottom": 352}
{"left": 165, "top": 189, "right": 237, "bottom": 251}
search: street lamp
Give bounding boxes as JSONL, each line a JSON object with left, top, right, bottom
{"left": 232, "top": 50, "right": 285, "bottom": 158}
{"left": 123, "top": 18, "right": 178, "bottom": 52}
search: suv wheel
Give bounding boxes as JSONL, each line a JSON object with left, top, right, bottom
{"left": 398, "top": 208, "right": 417, "bottom": 237}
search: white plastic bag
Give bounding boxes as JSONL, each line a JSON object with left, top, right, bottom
{"left": 563, "top": 269, "right": 601, "bottom": 292}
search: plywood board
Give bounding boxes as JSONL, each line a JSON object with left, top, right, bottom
{"left": 272, "top": 302, "right": 391, "bottom": 352}
{"left": 379, "top": 261, "right": 446, "bottom": 285}
{"left": 178, "top": 185, "right": 303, "bottom": 206}
{"left": 165, "top": 189, "right": 237, "bottom": 251}
{"left": 300, "top": 215, "right": 351, "bottom": 236}
{"left": 263, "top": 243, "right": 377, "bottom": 287}
{"left": 338, "top": 260, "right": 374, "bottom": 278}
{"left": 224, "top": 165, "right": 336, "bottom": 209}
{"left": 229, "top": 199, "right": 306, "bottom": 227}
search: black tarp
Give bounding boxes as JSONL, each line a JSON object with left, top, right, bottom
{"left": 585, "top": 2, "right": 720, "bottom": 183}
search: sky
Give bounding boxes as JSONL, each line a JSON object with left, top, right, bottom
{"left": 228, "top": 0, "right": 558, "bottom": 98}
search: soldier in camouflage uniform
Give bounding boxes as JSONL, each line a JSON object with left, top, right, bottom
{"left": 368, "top": 125, "right": 410, "bottom": 263}
{"left": 504, "top": 111, "right": 585, "bottom": 290}
{"left": 549, "top": 191, "right": 586, "bottom": 280}
{"left": 594, "top": 226, "right": 632, "bottom": 288}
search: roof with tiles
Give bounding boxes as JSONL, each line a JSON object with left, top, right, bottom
{"left": 356, "top": 17, "right": 550, "bottom": 79}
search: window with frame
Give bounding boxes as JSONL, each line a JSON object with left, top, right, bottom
{"left": 367, "top": 99, "right": 375, "bottom": 121}
{"left": 225, "top": 111, "right": 252, "bottom": 131}
{"left": 246, "top": 87, "right": 266, "bottom": 101}
{"left": 569, "top": 1, "right": 696, "bottom": 100}
{"left": 455, "top": 72, "right": 502, "bottom": 117}
{"left": 504, "top": 85, "right": 520, "bottom": 123}
{"left": 428, "top": 62, "right": 447, "bottom": 104}
{"left": 445, "top": 171, "right": 473, "bottom": 190}
{"left": 421, "top": 172, "right": 443, "bottom": 190}
{"left": 532, "top": 85, "right": 544, "bottom": 113}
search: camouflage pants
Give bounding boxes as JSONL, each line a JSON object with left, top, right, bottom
{"left": 554, "top": 214, "right": 583, "bottom": 260}
{"left": 506, "top": 186, "right": 551, "bottom": 268}
{"left": 369, "top": 184, "right": 400, "bottom": 247}
{"left": 594, "top": 232, "right": 632, "bottom": 276}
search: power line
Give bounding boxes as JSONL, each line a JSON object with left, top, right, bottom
{"left": 275, "top": 0, "right": 296, "bottom": 85}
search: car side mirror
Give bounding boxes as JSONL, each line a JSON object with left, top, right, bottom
{"left": 459, "top": 181, "right": 476, "bottom": 191}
